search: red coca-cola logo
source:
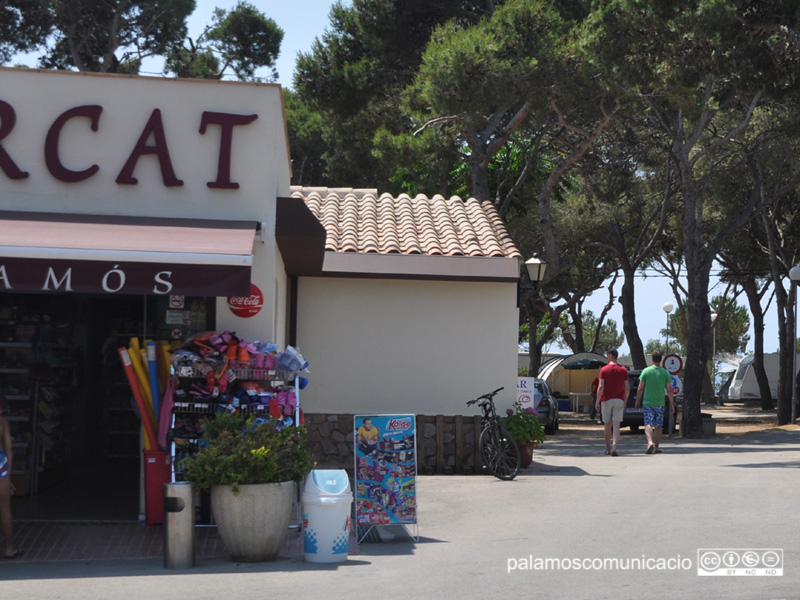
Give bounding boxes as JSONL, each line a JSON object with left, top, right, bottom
{"left": 227, "top": 283, "right": 263, "bottom": 318}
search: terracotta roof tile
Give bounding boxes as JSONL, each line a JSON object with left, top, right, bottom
{"left": 290, "top": 186, "right": 522, "bottom": 260}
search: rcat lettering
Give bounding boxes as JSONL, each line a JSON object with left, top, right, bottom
{"left": 0, "top": 100, "right": 258, "bottom": 188}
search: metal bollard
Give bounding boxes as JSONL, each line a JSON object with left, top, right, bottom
{"left": 163, "top": 482, "right": 195, "bottom": 569}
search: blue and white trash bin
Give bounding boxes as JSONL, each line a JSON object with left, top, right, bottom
{"left": 302, "top": 469, "right": 353, "bottom": 563}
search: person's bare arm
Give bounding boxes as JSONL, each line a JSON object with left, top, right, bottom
{"left": 636, "top": 380, "right": 645, "bottom": 408}
{"left": 595, "top": 380, "right": 605, "bottom": 411}
{"left": 1, "top": 417, "right": 12, "bottom": 473}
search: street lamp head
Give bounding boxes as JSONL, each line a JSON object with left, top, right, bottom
{"left": 711, "top": 312, "right": 718, "bottom": 324}
{"left": 525, "top": 255, "right": 547, "bottom": 282}
{"left": 663, "top": 301, "right": 674, "bottom": 314}
{"left": 790, "top": 265, "right": 800, "bottom": 282}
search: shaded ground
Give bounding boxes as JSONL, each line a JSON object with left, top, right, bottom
{"left": 556, "top": 401, "right": 794, "bottom": 440}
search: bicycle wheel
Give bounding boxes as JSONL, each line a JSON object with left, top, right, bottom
{"left": 479, "top": 422, "right": 520, "bottom": 480}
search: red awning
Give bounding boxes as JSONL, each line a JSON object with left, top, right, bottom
{"left": 0, "top": 211, "right": 256, "bottom": 296}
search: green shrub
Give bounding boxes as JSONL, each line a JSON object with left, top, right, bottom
{"left": 181, "top": 412, "right": 315, "bottom": 494}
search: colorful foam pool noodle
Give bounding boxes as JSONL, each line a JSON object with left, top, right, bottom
{"left": 157, "top": 341, "right": 171, "bottom": 392}
{"left": 146, "top": 341, "right": 160, "bottom": 421}
{"left": 129, "top": 336, "right": 142, "bottom": 362}
{"left": 139, "top": 347, "right": 149, "bottom": 376}
{"left": 118, "top": 348, "right": 158, "bottom": 451}
{"left": 127, "top": 341, "right": 155, "bottom": 426}
{"left": 128, "top": 338, "right": 151, "bottom": 403}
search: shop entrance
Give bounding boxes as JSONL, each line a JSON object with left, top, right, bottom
{"left": 2, "top": 293, "right": 212, "bottom": 521}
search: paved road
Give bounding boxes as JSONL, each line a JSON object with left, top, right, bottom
{"left": 3, "top": 426, "right": 799, "bottom": 600}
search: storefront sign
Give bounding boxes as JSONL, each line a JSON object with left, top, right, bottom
{"left": 354, "top": 415, "right": 417, "bottom": 527}
{"left": 0, "top": 257, "right": 250, "bottom": 296}
{"left": 0, "top": 100, "right": 258, "bottom": 190}
{"left": 227, "top": 283, "right": 263, "bottom": 318}
{"left": 0, "top": 68, "right": 288, "bottom": 225}
{"left": 517, "top": 377, "right": 536, "bottom": 411}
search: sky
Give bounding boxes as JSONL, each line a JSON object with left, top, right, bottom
{"left": 8, "top": 0, "right": 784, "bottom": 359}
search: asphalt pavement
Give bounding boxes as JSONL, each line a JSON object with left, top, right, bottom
{"left": 2, "top": 422, "right": 799, "bottom": 600}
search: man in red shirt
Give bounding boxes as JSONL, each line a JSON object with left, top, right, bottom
{"left": 595, "top": 349, "right": 630, "bottom": 456}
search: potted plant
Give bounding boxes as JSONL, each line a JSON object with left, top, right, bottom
{"left": 181, "top": 412, "right": 315, "bottom": 562}
{"left": 505, "top": 402, "right": 546, "bottom": 467}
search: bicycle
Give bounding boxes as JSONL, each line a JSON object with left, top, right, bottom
{"left": 467, "top": 387, "right": 520, "bottom": 480}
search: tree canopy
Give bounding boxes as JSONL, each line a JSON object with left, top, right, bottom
{"left": 2, "top": 1, "right": 282, "bottom": 80}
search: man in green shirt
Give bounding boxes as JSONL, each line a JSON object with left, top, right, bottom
{"left": 635, "top": 351, "right": 675, "bottom": 454}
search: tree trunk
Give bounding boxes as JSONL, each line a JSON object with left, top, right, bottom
{"left": 675, "top": 119, "right": 713, "bottom": 438}
{"left": 743, "top": 277, "right": 774, "bottom": 410}
{"left": 469, "top": 157, "right": 491, "bottom": 203}
{"left": 776, "top": 283, "right": 795, "bottom": 424}
{"left": 571, "top": 306, "right": 586, "bottom": 353}
{"left": 761, "top": 202, "right": 793, "bottom": 424}
{"left": 618, "top": 267, "right": 646, "bottom": 369}
{"left": 752, "top": 350, "right": 773, "bottom": 412}
{"left": 681, "top": 267, "right": 712, "bottom": 438}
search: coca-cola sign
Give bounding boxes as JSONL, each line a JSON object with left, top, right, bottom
{"left": 228, "top": 283, "right": 263, "bottom": 318}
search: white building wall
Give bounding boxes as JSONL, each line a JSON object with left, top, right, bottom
{"left": 296, "top": 277, "right": 520, "bottom": 415}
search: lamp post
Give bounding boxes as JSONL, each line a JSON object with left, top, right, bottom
{"left": 524, "top": 255, "right": 548, "bottom": 377}
{"left": 663, "top": 302, "right": 674, "bottom": 354}
{"left": 789, "top": 265, "right": 800, "bottom": 423}
{"left": 525, "top": 255, "right": 547, "bottom": 289}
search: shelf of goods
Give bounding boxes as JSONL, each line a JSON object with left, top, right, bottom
{"left": 0, "top": 339, "right": 33, "bottom": 493}
{"left": 0, "top": 313, "right": 76, "bottom": 496}
{"left": 167, "top": 334, "right": 308, "bottom": 483}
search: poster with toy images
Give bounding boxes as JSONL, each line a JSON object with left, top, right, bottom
{"left": 354, "top": 414, "right": 417, "bottom": 526}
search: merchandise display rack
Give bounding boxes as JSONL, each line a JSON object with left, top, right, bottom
{"left": 165, "top": 335, "right": 307, "bottom": 528}
{"left": 0, "top": 309, "right": 76, "bottom": 497}
{"left": 169, "top": 373, "right": 302, "bottom": 476}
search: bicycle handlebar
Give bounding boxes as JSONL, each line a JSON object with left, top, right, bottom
{"left": 466, "top": 386, "right": 504, "bottom": 406}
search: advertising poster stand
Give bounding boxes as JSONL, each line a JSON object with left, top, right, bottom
{"left": 354, "top": 414, "right": 419, "bottom": 544}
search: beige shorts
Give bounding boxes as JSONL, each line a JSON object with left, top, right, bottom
{"left": 601, "top": 398, "right": 625, "bottom": 423}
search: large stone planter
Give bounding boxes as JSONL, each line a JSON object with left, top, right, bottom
{"left": 211, "top": 481, "right": 294, "bottom": 562}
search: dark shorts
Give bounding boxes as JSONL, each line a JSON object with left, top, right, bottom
{"left": 643, "top": 405, "right": 665, "bottom": 428}
{"left": 0, "top": 450, "right": 7, "bottom": 478}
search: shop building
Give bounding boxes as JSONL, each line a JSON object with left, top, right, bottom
{"left": 286, "top": 187, "right": 522, "bottom": 472}
{"left": 0, "top": 67, "right": 521, "bottom": 520}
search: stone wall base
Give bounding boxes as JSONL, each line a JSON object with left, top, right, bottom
{"left": 305, "top": 413, "right": 485, "bottom": 475}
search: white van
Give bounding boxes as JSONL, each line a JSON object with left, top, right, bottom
{"left": 728, "top": 353, "right": 798, "bottom": 401}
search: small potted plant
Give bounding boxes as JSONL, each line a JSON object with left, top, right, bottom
{"left": 505, "top": 402, "right": 546, "bottom": 467}
{"left": 181, "top": 412, "right": 315, "bottom": 562}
